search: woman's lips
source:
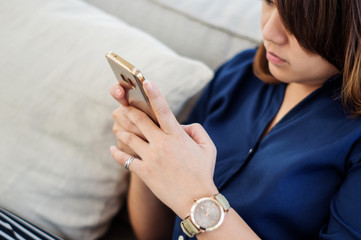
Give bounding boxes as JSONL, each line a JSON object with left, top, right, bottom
{"left": 266, "top": 51, "right": 287, "bottom": 65}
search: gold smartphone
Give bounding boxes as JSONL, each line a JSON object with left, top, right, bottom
{"left": 106, "top": 52, "right": 157, "bottom": 124}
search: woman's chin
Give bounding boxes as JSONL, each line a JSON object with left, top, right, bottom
{"left": 268, "top": 63, "right": 292, "bottom": 83}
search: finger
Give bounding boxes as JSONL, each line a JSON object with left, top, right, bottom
{"left": 110, "top": 146, "right": 141, "bottom": 172}
{"left": 112, "top": 108, "right": 145, "bottom": 140}
{"left": 123, "top": 106, "right": 162, "bottom": 141}
{"left": 143, "top": 80, "right": 181, "bottom": 134}
{"left": 116, "top": 131, "right": 149, "bottom": 158}
{"left": 109, "top": 84, "right": 128, "bottom": 106}
{"left": 116, "top": 139, "right": 139, "bottom": 157}
{"left": 119, "top": 107, "right": 149, "bottom": 139}
{"left": 182, "top": 124, "right": 216, "bottom": 153}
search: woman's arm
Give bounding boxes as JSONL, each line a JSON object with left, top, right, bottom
{"left": 195, "top": 209, "right": 260, "bottom": 240}
{"left": 318, "top": 139, "right": 361, "bottom": 240}
{"left": 128, "top": 173, "right": 258, "bottom": 240}
{"left": 128, "top": 173, "right": 174, "bottom": 240}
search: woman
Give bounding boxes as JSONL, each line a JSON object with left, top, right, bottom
{"left": 109, "top": 0, "right": 361, "bottom": 239}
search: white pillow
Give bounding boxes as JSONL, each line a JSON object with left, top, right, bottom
{"left": 0, "top": 0, "right": 213, "bottom": 239}
{"left": 84, "top": 0, "right": 262, "bottom": 69}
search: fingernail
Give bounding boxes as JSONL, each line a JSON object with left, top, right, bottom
{"left": 116, "top": 87, "right": 123, "bottom": 98}
{"left": 143, "top": 80, "right": 153, "bottom": 92}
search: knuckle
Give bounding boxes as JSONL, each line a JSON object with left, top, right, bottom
{"left": 112, "top": 110, "right": 117, "bottom": 119}
{"left": 112, "top": 125, "right": 118, "bottom": 134}
{"left": 122, "top": 106, "right": 131, "bottom": 114}
{"left": 157, "top": 105, "right": 171, "bottom": 117}
{"left": 208, "top": 141, "right": 217, "bottom": 156}
{"left": 128, "top": 107, "right": 147, "bottom": 125}
{"left": 113, "top": 120, "right": 124, "bottom": 133}
{"left": 212, "top": 145, "right": 217, "bottom": 155}
{"left": 122, "top": 133, "right": 134, "bottom": 145}
{"left": 113, "top": 123, "right": 123, "bottom": 134}
{"left": 112, "top": 107, "right": 122, "bottom": 119}
{"left": 134, "top": 114, "right": 146, "bottom": 125}
{"left": 124, "top": 119, "right": 134, "bottom": 131}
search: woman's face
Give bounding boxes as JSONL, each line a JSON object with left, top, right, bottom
{"left": 261, "top": 0, "right": 338, "bottom": 86}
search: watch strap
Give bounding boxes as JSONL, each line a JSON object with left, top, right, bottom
{"left": 180, "top": 216, "right": 199, "bottom": 237}
{"left": 215, "top": 193, "right": 230, "bottom": 212}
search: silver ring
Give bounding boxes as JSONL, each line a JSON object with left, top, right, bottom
{"left": 124, "top": 156, "right": 135, "bottom": 170}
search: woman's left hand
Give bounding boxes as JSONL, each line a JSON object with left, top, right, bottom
{"left": 110, "top": 80, "right": 218, "bottom": 219}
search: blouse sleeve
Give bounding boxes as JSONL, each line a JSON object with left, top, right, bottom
{"left": 319, "top": 139, "right": 361, "bottom": 239}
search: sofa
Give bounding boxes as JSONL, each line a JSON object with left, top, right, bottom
{"left": 0, "top": 0, "right": 261, "bottom": 239}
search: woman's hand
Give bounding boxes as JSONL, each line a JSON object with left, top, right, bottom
{"left": 110, "top": 80, "right": 218, "bottom": 219}
{"left": 109, "top": 84, "right": 144, "bottom": 157}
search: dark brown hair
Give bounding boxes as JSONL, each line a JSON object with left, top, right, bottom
{"left": 253, "top": 0, "right": 361, "bottom": 116}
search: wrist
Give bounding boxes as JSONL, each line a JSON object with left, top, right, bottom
{"left": 176, "top": 184, "right": 219, "bottom": 220}
{"left": 180, "top": 193, "right": 230, "bottom": 238}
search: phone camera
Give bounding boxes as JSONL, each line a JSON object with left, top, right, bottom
{"left": 120, "top": 74, "right": 135, "bottom": 89}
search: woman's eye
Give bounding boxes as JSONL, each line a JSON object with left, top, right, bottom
{"left": 263, "top": 0, "right": 274, "bottom": 5}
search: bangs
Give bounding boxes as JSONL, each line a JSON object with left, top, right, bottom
{"left": 275, "top": 0, "right": 344, "bottom": 70}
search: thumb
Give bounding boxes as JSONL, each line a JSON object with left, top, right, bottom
{"left": 182, "top": 124, "right": 216, "bottom": 154}
{"left": 109, "top": 84, "right": 129, "bottom": 106}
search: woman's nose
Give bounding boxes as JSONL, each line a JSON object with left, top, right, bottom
{"left": 262, "top": 9, "right": 288, "bottom": 45}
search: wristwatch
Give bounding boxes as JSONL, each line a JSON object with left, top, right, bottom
{"left": 180, "top": 193, "right": 230, "bottom": 237}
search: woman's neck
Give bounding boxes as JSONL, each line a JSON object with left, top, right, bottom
{"left": 262, "top": 82, "right": 323, "bottom": 137}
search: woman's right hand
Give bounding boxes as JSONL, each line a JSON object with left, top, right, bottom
{"left": 110, "top": 83, "right": 175, "bottom": 239}
{"left": 109, "top": 84, "right": 144, "bottom": 157}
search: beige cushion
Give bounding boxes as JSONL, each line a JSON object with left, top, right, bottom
{"left": 0, "top": 0, "right": 213, "bottom": 239}
{"left": 84, "top": 0, "right": 262, "bottom": 69}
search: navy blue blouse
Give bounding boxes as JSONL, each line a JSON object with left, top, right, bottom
{"left": 172, "top": 49, "right": 361, "bottom": 240}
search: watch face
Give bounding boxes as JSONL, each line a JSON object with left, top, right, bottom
{"left": 191, "top": 197, "right": 224, "bottom": 231}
